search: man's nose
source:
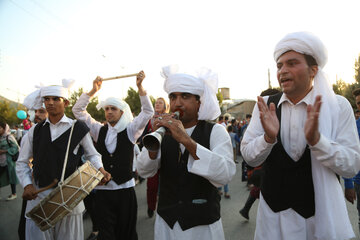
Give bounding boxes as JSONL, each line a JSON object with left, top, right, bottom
{"left": 278, "top": 65, "right": 288, "bottom": 75}
{"left": 174, "top": 97, "right": 182, "bottom": 107}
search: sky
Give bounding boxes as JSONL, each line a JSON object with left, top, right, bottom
{"left": 1, "top": 0, "right": 360, "bottom": 104}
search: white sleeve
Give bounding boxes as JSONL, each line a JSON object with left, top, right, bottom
{"left": 310, "top": 96, "right": 360, "bottom": 178}
{"left": 187, "top": 124, "right": 236, "bottom": 187}
{"left": 127, "top": 94, "right": 154, "bottom": 144}
{"left": 16, "top": 126, "right": 35, "bottom": 188}
{"left": 72, "top": 93, "right": 103, "bottom": 142}
{"left": 240, "top": 96, "right": 277, "bottom": 167}
{"left": 80, "top": 133, "right": 103, "bottom": 170}
{"left": 136, "top": 147, "right": 160, "bottom": 178}
{"left": 132, "top": 144, "right": 140, "bottom": 171}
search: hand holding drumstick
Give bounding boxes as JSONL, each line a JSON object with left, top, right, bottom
{"left": 87, "top": 71, "right": 144, "bottom": 98}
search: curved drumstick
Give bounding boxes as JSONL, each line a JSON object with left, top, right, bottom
{"left": 34, "top": 179, "right": 58, "bottom": 194}
{"left": 102, "top": 73, "right": 139, "bottom": 81}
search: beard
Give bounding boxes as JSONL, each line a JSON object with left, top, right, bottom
{"left": 34, "top": 117, "right": 42, "bottom": 124}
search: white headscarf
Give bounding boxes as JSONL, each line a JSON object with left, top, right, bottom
{"left": 23, "top": 84, "right": 46, "bottom": 111}
{"left": 274, "top": 32, "right": 353, "bottom": 240}
{"left": 96, "top": 97, "right": 133, "bottom": 133}
{"left": 40, "top": 79, "right": 75, "bottom": 100}
{"left": 162, "top": 65, "right": 221, "bottom": 121}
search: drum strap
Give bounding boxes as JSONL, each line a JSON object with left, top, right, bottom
{"left": 60, "top": 120, "right": 77, "bottom": 184}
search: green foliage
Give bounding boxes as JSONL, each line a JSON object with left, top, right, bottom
{"left": 65, "top": 88, "right": 105, "bottom": 122}
{"left": 332, "top": 79, "right": 348, "bottom": 96}
{"left": 355, "top": 54, "right": 360, "bottom": 85}
{"left": 124, "top": 87, "right": 141, "bottom": 115}
{"left": 0, "top": 100, "right": 25, "bottom": 127}
{"left": 123, "top": 87, "right": 155, "bottom": 115}
{"left": 332, "top": 55, "right": 360, "bottom": 110}
{"left": 217, "top": 90, "right": 223, "bottom": 105}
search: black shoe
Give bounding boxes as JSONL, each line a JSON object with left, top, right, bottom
{"left": 147, "top": 208, "right": 154, "bottom": 218}
{"left": 239, "top": 208, "right": 249, "bottom": 220}
{"left": 86, "top": 232, "right": 98, "bottom": 240}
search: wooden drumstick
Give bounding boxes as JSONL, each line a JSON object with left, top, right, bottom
{"left": 102, "top": 73, "right": 139, "bottom": 81}
{"left": 34, "top": 179, "right": 59, "bottom": 194}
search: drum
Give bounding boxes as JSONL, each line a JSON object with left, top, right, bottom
{"left": 26, "top": 161, "right": 104, "bottom": 231}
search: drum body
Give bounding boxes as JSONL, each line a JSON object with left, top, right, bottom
{"left": 26, "top": 161, "right": 104, "bottom": 231}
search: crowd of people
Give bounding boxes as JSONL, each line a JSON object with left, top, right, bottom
{"left": 1, "top": 31, "right": 360, "bottom": 240}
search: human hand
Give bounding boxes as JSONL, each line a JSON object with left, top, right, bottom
{"left": 22, "top": 184, "right": 38, "bottom": 200}
{"left": 257, "top": 96, "right": 279, "bottom": 143}
{"left": 153, "top": 114, "right": 198, "bottom": 159}
{"left": 136, "top": 71, "right": 146, "bottom": 96}
{"left": 305, "top": 95, "right": 322, "bottom": 146}
{"left": 98, "top": 168, "right": 111, "bottom": 185}
{"left": 345, "top": 188, "right": 356, "bottom": 204}
{"left": 88, "top": 76, "right": 103, "bottom": 97}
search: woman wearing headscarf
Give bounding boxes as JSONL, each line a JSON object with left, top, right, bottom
{"left": 0, "top": 120, "right": 19, "bottom": 200}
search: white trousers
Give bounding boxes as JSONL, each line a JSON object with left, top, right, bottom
{"left": 25, "top": 213, "right": 83, "bottom": 240}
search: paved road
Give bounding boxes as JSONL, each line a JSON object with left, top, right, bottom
{"left": 1, "top": 156, "right": 359, "bottom": 239}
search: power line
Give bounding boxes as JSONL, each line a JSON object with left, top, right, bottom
{"left": 28, "top": 0, "right": 68, "bottom": 26}
{"left": 7, "top": 0, "right": 53, "bottom": 28}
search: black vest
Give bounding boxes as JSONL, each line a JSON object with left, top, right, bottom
{"left": 96, "top": 125, "right": 134, "bottom": 185}
{"left": 157, "top": 120, "right": 220, "bottom": 230}
{"left": 261, "top": 92, "right": 315, "bottom": 218}
{"left": 33, "top": 120, "right": 89, "bottom": 188}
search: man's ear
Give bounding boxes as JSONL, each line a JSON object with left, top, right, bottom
{"left": 64, "top": 99, "right": 70, "bottom": 107}
{"left": 309, "top": 65, "right": 318, "bottom": 79}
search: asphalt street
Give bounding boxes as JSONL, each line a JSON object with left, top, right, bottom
{"left": 1, "top": 156, "right": 359, "bottom": 240}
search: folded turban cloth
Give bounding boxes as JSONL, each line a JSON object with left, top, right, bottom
{"left": 162, "top": 65, "right": 220, "bottom": 121}
{"left": 274, "top": 32, "right": 353, "bottom": 240}
{"left": 96, "top": 97, "right": 133, "bottom": 133}
{"left": 40, "top": 79, "right": 75, "bottom": 100}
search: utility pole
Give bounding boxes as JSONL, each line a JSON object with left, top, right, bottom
{"left": 268, "top": 68, "right": 272, "bottom": 88}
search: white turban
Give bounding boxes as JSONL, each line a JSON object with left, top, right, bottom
{"left": 162, "top": 65, "right": 221, "bottom": 121}
{"left": 96, "top": 97, "right": 133, "bottom": 133}
{"left": 40, "top": 79, "right": 75, "bottom": 100}
{"left": 274, "top": 32, "right": 352, "bottom": 239}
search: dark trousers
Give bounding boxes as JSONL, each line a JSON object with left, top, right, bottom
{"left": 355, "top": 183, "right": 360, "bottom": 233}
{"left": 95, "top": 187, "right": 138, "bottom": 240}
{"left": 147, "top": 171, "right": 159, "bottom": 211}
{"left": 18, "top": 199, "right": 27, "bottom": 240}
{"left": 83, "top": 190, "right": 99, "bottom": 232}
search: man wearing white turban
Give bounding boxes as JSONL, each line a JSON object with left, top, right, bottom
{"left": 18, "top": 86, "right": 48, "bottom": 240}
{"left": 16, "top": 79, "right": 111, "bottom": 240}
{"left": 136, "top": 66, "right": 236, "bottom": 240}
{"left": 241, "top": 31, "right": 360, "bottom": 240}
{"left": 72, "top": 71, "right": 154, "bottom": 240}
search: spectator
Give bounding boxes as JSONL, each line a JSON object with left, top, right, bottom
{"left": 0, "top": 120, "right": 19, "bottom": 201}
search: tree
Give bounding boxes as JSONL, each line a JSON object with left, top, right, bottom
{"left": 332, "top": 55, "right": 360, "bottom": 110}
{"left": 332, "top": 79, "right": 347, "bottom": 96}
{"left": 124, "top": 87, "right": 155, "bottom": 115}
{"left": 216, "top": 90, "right": 223, "bottom": 106}
{"left": 0, "top": 100, "right": 25, "bottom": 127}
{"left": 355, "top": 54, "right": 360, "bottom": 85}
{"left": 65, "top": 88, "right": 105, "bottom": 122}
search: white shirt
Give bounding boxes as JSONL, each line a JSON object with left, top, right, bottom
{"left": 72, "top": 93, "right": 154, "bottom": 190}
{"left": 16, "top": 115, "right": 103, "bottom": 217}
{"left": 241, "top": 90, "right": 360, "bottom": 240}
{"left": 16, "top": 129, "right": 22, "bottom": 141}
{"left": 137, "top": 123, "right": 236, "bottom": 240}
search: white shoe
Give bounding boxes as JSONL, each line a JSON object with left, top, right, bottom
{"left": 6, "top": 194, "right": 17, "bottom": 201}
